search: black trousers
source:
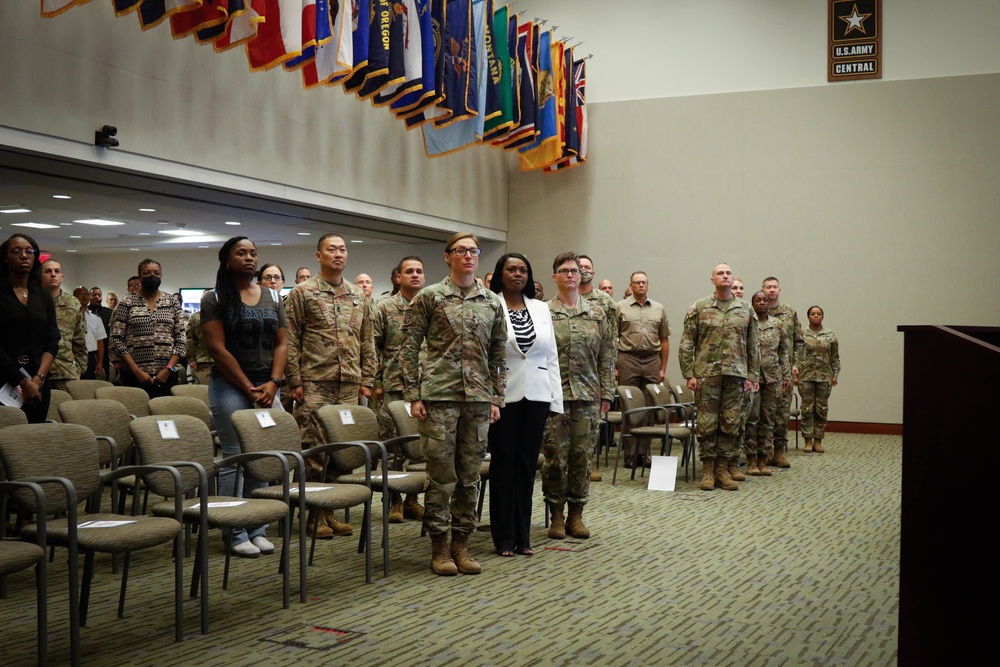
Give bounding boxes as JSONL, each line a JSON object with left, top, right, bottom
{"left": 487, "top": 399, "right": 550, "bottom": 552}
{"left": 120, "top": 367, "right": 178, "bottom": 399}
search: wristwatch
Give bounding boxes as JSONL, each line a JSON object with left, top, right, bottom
{"left": 269, "top": 378, "right": 286, "bottom": 388}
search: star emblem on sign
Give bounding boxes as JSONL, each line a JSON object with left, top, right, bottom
{"left": 839, "top": 4, "right": 871, "bottom": 35}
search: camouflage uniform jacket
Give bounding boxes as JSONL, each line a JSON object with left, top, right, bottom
{"left": 285, "top": 275, "right": 376, "bottom": 388}
{"left": 185, "top": 311, "right": 213, "bottom": 365}
{"left": 50, "top": 290, "right": 87, "bottom": 381}
{"left": 373, "top": 292, "right": 412, "bottom": 393}
{"left": 796, "top": 327, "right": 840, "bottom": 382}
{"left": 679, "top": 295, "right": 760, "bottom": 380}
{"left": 400, "top": 276, "right": 507, "bottom": 406}
{"left": 768, "top": 302, "right": 805, "bottom": 367}
{"left": 547, "top": 296, "right": 617, "bottom": 403}
{"left": 581, "top": 289, "right": 620, "bottom": 342}
{"left": 757, "top": 314, "right": 791, "bottom": 385}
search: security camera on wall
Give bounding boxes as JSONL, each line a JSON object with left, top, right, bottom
{"left": 95, "top": 125, "right": 119, "bottom": 148}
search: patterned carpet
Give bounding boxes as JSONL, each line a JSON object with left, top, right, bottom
{"left": 1, "top": 432, "right": 900, "bottom": 666}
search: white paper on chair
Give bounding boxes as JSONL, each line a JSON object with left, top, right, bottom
{"left": 339, "top": 409, "right": 355, "bottom": 425}
{"left": 157, "top": 420, "right": 179, "bottom": 440}
{"left": 303, "top": 486, "right": 333, "bottom": 492}
{"left": 647, "top": 456, "right": 678, "bottom": 491}
{"left": 203, "top": 501, "right": 247, "bottom": 508}
{"left": 78, "top": 520, "right": 137, "bottom": 528}
{"left": 255, "top": 410, "right": 276, "bottom": 428}
{"left": 652, "top": 385, "right": 660, "bottom": 394}
{"left": 384, "top": 474, "right": 411, "bottom": 479}
{"left": 624, "top": 388, "right": 632, "bottom": 399}
{"left": 675, "top": 385, "right": 683, "bottom": 396}
{"left": 404, "top": 402, "right": 412, "bottom": 417}
{"left": 0, "top": 383, "right": 23, "bottom": 408}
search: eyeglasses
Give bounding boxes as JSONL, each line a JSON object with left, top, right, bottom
{"left": 556, "top": 268, "right": 580, "bottom": 276}
{"left": 7, "top": 248, "right": 36, "bottom": 257}
{"left": 260, "top": 274, "right": 284, "bottom": 282}
{"left": 448, "top": 247, "right": 481, "bottom": 257}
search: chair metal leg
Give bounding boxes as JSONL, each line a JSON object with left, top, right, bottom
{"left": 67, "top": 542, "right": 81, "bottom": 667}
{"left": 36, "top": 555, "right": 48, "bottom": 665}
{"left": 381, "top": 492, "right": 389, "bottom": 579}
{"left": 280, "top": 516, "right": 290, "bottom": 610}
{"left": 117, "top": 552, "right": 131, "bottom": 617}
{"left": 296, "top": 506, "right": 307, "bottom": 604}
{"left": 363, "top": 499, "right": 373, "bottom": 584}
{"left": 222, "top": 528, "right": 232, "bottom": 590}
{"left": 173, "top": 534, "right": 184, "bottom": 642}
{"left": 80, "top": 551, "right": 95, "bottom": 627}
{"left": 612, "top": 436, "right": 624, "bottom": 485}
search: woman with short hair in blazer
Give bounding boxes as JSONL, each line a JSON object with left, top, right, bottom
{"left": 488, "top": 253, "right": 562, "bottom": 557}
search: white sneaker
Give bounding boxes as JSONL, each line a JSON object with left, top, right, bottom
{"left": 251, "top": 536, "right": 275, "bottom": 555}
{"left": 232, "top": 540, "right": 261, "bottom": 558}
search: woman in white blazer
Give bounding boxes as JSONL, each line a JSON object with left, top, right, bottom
{"left": 487, "top": 254, "right": 562, "bottom": 557}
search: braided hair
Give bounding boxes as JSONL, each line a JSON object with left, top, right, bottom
{"left": 214, "top": 236, "right": 252, "bottom": 318}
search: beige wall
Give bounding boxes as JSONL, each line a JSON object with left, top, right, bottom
{"left": 508, "top": 73, "right": 1000, "bottom": 425}
{"left": 0, "top": 2, "right": 507, "bottom": 233}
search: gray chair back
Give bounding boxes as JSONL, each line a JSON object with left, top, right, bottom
{"left": 0, "top": 405, "right": 28, "bottom": 428}
{"left": 616, "top": 385, "right": 647, "bottom": 426}
{"left": 129, "top": 414, "right": 216, "bottom": 497}
{"left": 386, "top": 401, "right": 425, "bottom": 461}
{"left": 46, "top": 389, "right": 72, "bottom": 422}
{"left": 63, "top": 379, "right": 113, "bottom": 401}
{"left": 315, "top": 404, "right": 380, "bottom": 474}
{"left": 170, "top": 384, "right": 210, "bottom": 407}
{"left": 96, "top": 386, "right": 151, "bottom": 418}
{"left": 230, "top": 408, "right": 302, "bottom": 483}
{"left": 0, "top": 423, "right": 101, "bottom": 512}
{"left": 58, "top": 399, "right": 133, "bottom": 463}
{"left": 149, "top": 395, "right": 213, "bottom": 431}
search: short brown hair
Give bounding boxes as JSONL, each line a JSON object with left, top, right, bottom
{"left": 444, "top": 232, "right": 479, "bottom": 252}
{"left": 552, "top": 252, "right": 580, "bottom": 273}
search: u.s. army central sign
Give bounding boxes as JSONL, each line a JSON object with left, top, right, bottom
{"left": 828, "top": 0, "right": 882, "bottom": 82}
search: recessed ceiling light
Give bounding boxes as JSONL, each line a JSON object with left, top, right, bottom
{"left": 1, "top": 208, "right": 31, "bottom": 214}
{"left": 350, "top": 239, "right": 363, "bottom": 243}
{"left": 297, "top": 232, "right": 311, "bottom": 236}
{"left": 139, "top": 208, "right": 156, "bottom": 212}
{"left": 158, "top": 229, "right": 204, "bottom": 236}
{"left": 11, "top": 222, "right": 59, "bottom": 229}
{"left": 138, "top": 232, "right": 151, "bottom": 236}
{"left": 129, "top": 248, "right": 141, "bottom": 251}
{"left": 225, "top": 221, "right": 241, "bottom": 226}
{"left": 271, "top": 243, "right": 282, "bottom": 246}
{"left": 59, "top": 222, "right": 73, "bottom": 226}
{"left": 74, "top": 218, "right": 125, "bottom": 226}
{"left": 69, "top": 235, "right": 82, "bottom": 239}
{"left": 52, "top": 195, "right": 71, "bottom": 200}
{"left": 66, "top": 249, "right": 77, "bottom": 253}
{"left": 197, "top": 245, "right": 209, "bottom": 249}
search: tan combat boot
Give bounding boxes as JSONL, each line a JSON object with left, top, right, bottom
{"left": 388, "top": 495, "right": 404, "bottom": 523}
{"left": 547, "top": 502, "right": 567, "bottom": 539}
{"left": 403, "top": 494, "right": 425, "bottom": 520}
{"left": 566, "top": 503, "right": 591, "bottom": 539}
{"left": 306, "top": 512, "right": 334, "bottom": 539}
{"left": 803, "top": 438, "right": 814, "bottom": 453}
{"left": 772, "top": 445, "right": 791, "bottom": 468}
{"left": 728, "top": 459, "right": 747, "bottom": 482}
{"left": 430, "top": 533, "right": 457, "bottom": 576}
{"left": 450, "top": 532, "right": 482, "bottom": 574}
{"left": 590, "top": 468, "right": 603, "bottom": 482}
{"left": 746, "top": 456, "right": 761, "bottom": 476}
{"left": 813, "top": 439, "right": 825, "bottom": 453}
{"left": 714, "top": 457, "right": 739, "bottom": 490}
{"left": 323, "top": 511, "right": 353, "bottom": 536}
{"left": 699, "top": 459, "right": 716, "bottom": 491}
{"left": 757, "top": 456, "right": 772, "bottom": 476}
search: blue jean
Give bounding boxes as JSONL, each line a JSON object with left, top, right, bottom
{"left": 209, "top": 374, "right": 278, "bottom": 545}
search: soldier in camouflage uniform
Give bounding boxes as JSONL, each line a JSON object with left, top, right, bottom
{"left": 679, "top": 263, "right": 760, "bottom": 491}
{"left": 41, "top": 259, "right": 87, "bottom": 392}
{"left": 729, "top": 278, "right": 751, "bottom": 480}
{"left": 743, "top": 291, "right": 791, "bottom": 476}
{"left": 400, "top": 233, "right": 506, "bottom": 576}
{"left": 543, "top": 253, "right": 616, "bottom": 540}
{"left": 795, "top": 306, "right": 840, "bottom": 453}
{"left": 578, "top": 255, "right": 619, "bottom": 482}
{"left": 762, "top": 277, "right": 805, "bottom": 468}
{"left": 286, "top": 232, "right": 376, "bottom": 538}
{"left": 373, "top": 256, "right": 426, "bottom": 522}
{"left": 185, "top": 294, "right": 214, "bottom": 385}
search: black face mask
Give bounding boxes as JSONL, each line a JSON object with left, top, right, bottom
{"left": 141, "top": 276, "right": 161, "bottom": 292}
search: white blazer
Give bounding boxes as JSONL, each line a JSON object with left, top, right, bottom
{"left": 500, "top": 297, "right": 563, "bottom": 414}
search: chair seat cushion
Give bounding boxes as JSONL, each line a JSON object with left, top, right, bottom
{"left": 605, "top": 411, "right": 622, "bottom": 424}
{"left": 150, "top": 496, "right": 289, "bottom": 529}
{"left": 253, "top": 483, "right": 372, "bottom": 510}
{"left": 668, "top": 426, "right": 692, "bottom": 439}
{"left": 0, "top": 540, "right": 45, "bottom": 574}
{"left": 23, "top": 513, "right": 181, "bottom": 553}
{"left": 335, "top": 471, "right": 428, "bottom": 494}
{"left": 627, "top": 426, "right": 668, "bottom": 437}
{"left": 404, "top": 462, "right": 427, "bottom": 472}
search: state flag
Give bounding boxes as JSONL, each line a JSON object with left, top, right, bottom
{"left": 497, "top": 19, "right": 536, "bottom": 150}
{"left": 301, "top": 0, "right": 353, "bottom": 87}
{"left": 545, "top": 57, "right": 587, "bottom": 172}
{"left": 391, "top": 0, "right": 443, "bottom": 125}
{"left": 282, "top": 1, "right": 333, "bottom": 72}
{"left": 481, "top": 2, "right": 512, "bottom": 142}
{"left": 199, "top": 1, "right": 262, "bottom": 51}
{"left": 41, "top": 1, "right": 89, "bottom": 19}
{"left": 170, "top": 0, "right": 239, "bottom": 40}
{"left": 518, "top": 29, "right": 562, "bottom": 170}
{"left": 372, "top": 0, "right": 423, "bottom": 107}
{"left": 433, "top": 0, "right": 474, "bottom": 127}
{"left": 358, "top": 0, "right": 404, "bottom": 101}
{"left": 136, "top": 1, "right": 201, "bottom": 32}
{"left": 245, "top": 0, "right": 306, "bottom": 71}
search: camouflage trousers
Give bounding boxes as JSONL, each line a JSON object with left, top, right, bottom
{"left": 695, "top": 375, "right": 746, "bottom": 459}
{"left": 734, "top": 388, "right": 755, "bottom": 459}
{"left": 743, "top": 381, "right": 779, "bottom": 458}
{"left": 419, "top": 401, "right": 490, "bottom": 537}
{"left": 799, "top": 381, "right": 833, "bottom": 439}
{"left": 773, "top": 385, "right": 793, "bottom": 452}
{"left": 541, "top": 400, "right": 598, "bottom": 506}
{"left": 293, "top": 380, "right": 360, "bottom": 481}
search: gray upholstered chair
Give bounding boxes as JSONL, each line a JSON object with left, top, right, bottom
{"left": 0, "top": 480, "right": 48, "bottom": 667}
{"left": 230, "top": 408, "right": 375, "bottom": 581}
{"left": 58, "top": 399, "right": 137, "bottom": 515}
{"left": 612, "top": 385, "right": 690, "bottom": 485}
{"left": 63, "top": 379, "right": 113, "bottom": 401}
{"left": 46, "top": 389, "right": 72, "bottom": 423}
{"left": 315, "top": 404, "right": 427, "bottom": 577}
{"left": 646, "top": 382, "right": 696, "bottom": 478}
{"left": 0, "top": 406, "right": 29, "bottom": 482}
{"left": 385, "top": 401, "right": 427, "bottom": 471}
{"left": 0, "top": 423, "right": 185, "bottom": 663}
{"left": 170, "top": 383, "right": 210, "bottom": 407}
{"left": 96, "top": 385, "right": 151, "bottom": 419}
{"left": 129, "top": 414, "right": 296, "bottom": 634}
{"left": 148, "top": 395, "right": 219, "bottom": 455}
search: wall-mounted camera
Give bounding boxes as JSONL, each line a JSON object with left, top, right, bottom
{"left": 95, "top": 125, "right": 119, "bottom": 148}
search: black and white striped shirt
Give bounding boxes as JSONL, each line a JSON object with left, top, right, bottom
{"left": 508, "top": 307, "right": 535, "bottom": 354}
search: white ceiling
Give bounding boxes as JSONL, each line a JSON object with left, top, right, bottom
{"left": 0, "top": 148, "right": 449, "bottom": 255}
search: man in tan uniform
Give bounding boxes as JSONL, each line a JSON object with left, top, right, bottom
{"left": 286, "top": 232, "right": 376, "bottom": 538}
{"left": 41, "top": 259, "right": 87, "bottom": 392}
{"left": 615, "top": 271, "right": 671, "bottom": 467}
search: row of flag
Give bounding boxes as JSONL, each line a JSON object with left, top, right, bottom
{"left": 40, "top": 0, "right": 588, "bottom": 172}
